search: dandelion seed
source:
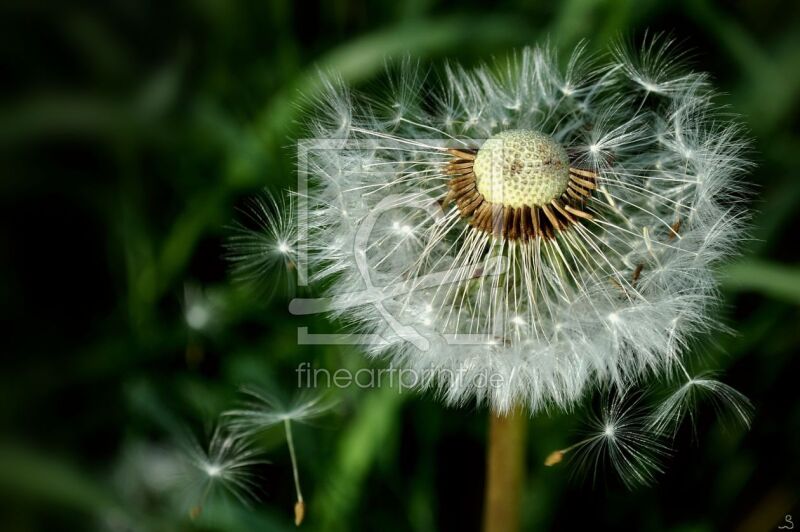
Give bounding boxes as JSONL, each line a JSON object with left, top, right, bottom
{"left": 180, "top": 426, "right": 265, "bottom": 518}
{"left": 226, "top": 190, "right": 298, "bottom": 296}
{"left": 224, "top": 387, "right": 336, "bottom": 432}
{"left": 612, "top": 32, "right": 703, "bottom": 97}
{"left": 223, "top": 388, "right": 336, "bottom": 526}
{"left": 183, "top": 284, "right": 222, "bottom": 332}
{"left": 650, "top": 371, "right": 754, "bottom": 436}
{"left": 547, "top": 394, "right": 670, "bottom": 489}
{"left": 112, "top": 441, "right": 185, "bottom": 512}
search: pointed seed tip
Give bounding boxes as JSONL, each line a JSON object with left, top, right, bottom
{"left": 544, "top": 450, "right": 564, "bottom": 467}
{"left": 294, "top": 500, "right": 306, "bottom": 526}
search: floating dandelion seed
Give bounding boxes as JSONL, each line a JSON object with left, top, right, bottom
{"left": 546, "top": 395, "right": 670, "bottom": 489}
{"left": 180, "top": 426, "right": 265, "bottom": 519}
{"left": 650, "top": 370, "right": 754, "bottom": 436}
{"left": 183, "top": 284, "right": 222, "bottom": 332}
{"left": 223, "top": 388, "right": 337, "bottom": 526}
{"left": 223, "top": 387, "right": 337, "bottom": 433}
{"left": 227, "top": 191, "right": 299, "bottom": 295}
{"left": 182, "top": 284, "right": 226, "bottom": 367}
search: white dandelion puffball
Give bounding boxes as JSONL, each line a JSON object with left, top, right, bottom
{"left": 297, "top": 38, "right": 751, "bottom": 414}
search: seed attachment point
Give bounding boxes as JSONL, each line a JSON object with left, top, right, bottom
{"left": 443, "top": 130, "right": 597, "bottom": 241}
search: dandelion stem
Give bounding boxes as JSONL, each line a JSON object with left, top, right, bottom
{"left": 482, "top": 407, "right": 528, "bottom": 532}
{"left": 284, "top": 419, "right": 305, "bottom": 526}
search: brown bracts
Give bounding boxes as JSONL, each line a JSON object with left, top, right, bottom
{"left": 442, "top": 148, "right": 597, "bottom": 241}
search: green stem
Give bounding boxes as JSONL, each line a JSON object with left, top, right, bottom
{"left": 482, "top": 407, "right": 528, "bottom": 532}
{"left": 284, "top": 419, "right": 305, "bottom": 526}
{"left": 284, "top": 419, "right": 303, "bottom": 503}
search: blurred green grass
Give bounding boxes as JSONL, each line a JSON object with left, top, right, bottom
{"left": 1, "top": 0, "right": 799, "bottom": 531}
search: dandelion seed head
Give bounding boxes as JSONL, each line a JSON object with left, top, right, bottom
{"left": 267, "top": 36, "right": 752, "bottom": 414}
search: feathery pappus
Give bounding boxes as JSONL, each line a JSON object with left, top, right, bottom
{"left": 230, "top": 35, "right": 754, "bottom": 485}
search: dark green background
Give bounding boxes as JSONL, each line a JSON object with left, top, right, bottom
{"left": 2, "top": 0, "right": 799, "bottom": 530}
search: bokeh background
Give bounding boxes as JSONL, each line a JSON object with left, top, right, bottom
{"left": 2, "top": 0, "right": 800, "bottom": 530}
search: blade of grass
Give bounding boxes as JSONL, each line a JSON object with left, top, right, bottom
{"left": 721, "top": 260, "right": 800, "bottom": 305}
